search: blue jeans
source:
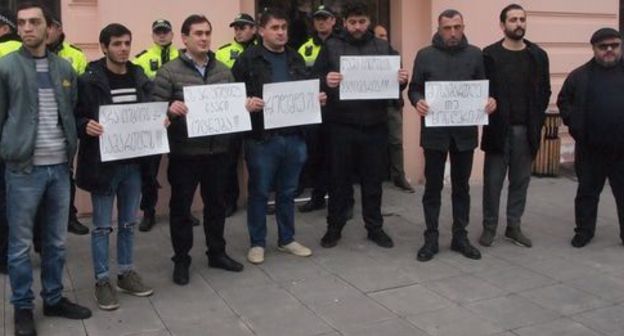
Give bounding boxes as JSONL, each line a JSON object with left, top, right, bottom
{"left": 245, "top": 134, "right": 307, "bottom": 247}
{"left": 5, "top": 163, "right": 70, "bottom": 309}
{"left": 91, "top": 163, "right": 141, "bottom": 281}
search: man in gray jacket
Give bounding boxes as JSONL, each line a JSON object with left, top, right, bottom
{"left": 408, "top": 9, "right": 496, "bottom": 262}
{"left": 152, "top": 14, "right": 243, "bottom": 286}
{"left": 0, "top": 2, "right": 91, "bottom": 335}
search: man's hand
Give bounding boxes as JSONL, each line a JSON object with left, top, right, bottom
{"left": 398, "top": 69, "right": 409, "bottom": 84}
{"left": 86, "top": 120, "right": 104, "bottom": 136}
{"left": 245, "top": 97, "right": 264, "bottom": 113}
{"left": 319, "top": 92, "right": 327, "bottom": 106}
{"left": 168, "top": 100, "right": 188, "bottom": 117}
{"left": 416, "top": 99, "right": 429, "bottom": 116}
{"left": 485, "top": 97, "right": 497, "bottom": 114}
{"left": 326, "top": 72, "right": 342, "bottom": 88}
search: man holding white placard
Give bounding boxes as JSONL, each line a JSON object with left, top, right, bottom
{"left": 75, "top": 23, "right": 156, "bottom": 311}
{"left": 232, "top": 8, "right": 326, "bottom": 265}
{"left": 152, "top": 14, "right": 244, "bottom": 285}
{"left": 314, "top": 1, "right": 409, "bottom": 249}
{"left": 409, "top": 9, "right": 496, "bottom": 262}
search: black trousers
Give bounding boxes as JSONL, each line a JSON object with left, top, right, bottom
{"left": 327, "top": 123, "right": 387, "bottom": 232}
{"left": 301, "top": 124, "right": 330, "bottom": 202}
{"left": 574, "top": 144, "right": 624, "bottom": 240}
{"left": 422, "top": 144, "right": 474, "bottom": 241}
{"left": 0, "top": 163, "right": 6, "bottom": 266}
{"left": 168, "top": 154, "right": 228, "bottom": 265}
{"left": 225, "top": 138, "right": 242, "bottom": 209}
{"left": 140, "top": 154, "right": 162, "bottom": 215}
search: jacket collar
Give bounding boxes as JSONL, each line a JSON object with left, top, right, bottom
{"left": 178, "top": 49, "right": 216, "bottom": 71}
{"left": 0, "top": 33, "right": 20, "bottom": 43}
{"left": 432, "top": 33, "right": 469, "bottom": 52}
{"left": 84, "top": 57, "right": 149, "bottom": 90}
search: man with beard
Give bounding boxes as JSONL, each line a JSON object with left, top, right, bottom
{"left": 409, "top": 9, "right": 496, "bottom": 262}
{"left": 0, "top": 2, "right": 92, "bottom": 335}
{"left": 479, "top": 4, "right": 551, "bottom": 248}
{"left": 558, "top": 28, "right": 624, "bottom": 248}
{"left": 315, "top": 1, "right": 409, "bottom": 249}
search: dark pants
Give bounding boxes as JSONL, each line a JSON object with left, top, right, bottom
{"left": 168, "top": 154, "right": 228, "bottom": 265}
{"left": 140, "top": 154, "right": 162, "bottom": 215}
{"left": 0, "top": 163, "right": 7, "bottom": 267}
{"left": 327, "top": 123, "right": 387, "bottom": 232}
{"left": 225, "top": 138, "right": 242, "bottom": 209}
{"left": 482, "top": 126, "right": 533, "bottom": 232}
{"left": 574, "top": 144, "right": 624, "bottom": 240}
{"left": 422, "top": 144, "right": 474, "bottom": 241}
{"left": 387, "top": 105, "right": 406, "bottom": 179}
{"left": 301, "top": 124, "right": 330, "bottom": 202}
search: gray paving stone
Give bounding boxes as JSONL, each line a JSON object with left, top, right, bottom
{"left": 572, "top": 304, "right": 624, "bottom": 336}
{"left": 566, "top": 273, "right": 624, "bottom": 303}
{"left": 522, "top": 257, "right": 603, "bottom": 282}
{"left": 465, "top": 294, "right": 560, "bottom": 329}
{"left": 513, "top": 318, "right": 603, "bottom": 336}
{"left": 122, "top": 330, "right": 171, "bottom": 336}
{"left": 368, "top": 283, "right": 453, "bottom": 316}
{"left": 474, "top": 265, "right": 557, "bottom": 293}
{"left": 423, "top": 274, "right": 506, "bottom": 304}
{"left": 342, "top": 318, "right": 429, "bottom": 336}
{"left": 241, "top": 304, "right": 333, "bottom": 336}
{"left": 307, "top": 293, "right": 396, "bottom": 332}
{"left": 519, "top": 284, "right": 610, "bottom": 316}
{"left": 406, "top": 305, "right": 504, "bottom": 336}
{"left": 283, "top": 274, "right": 363, "bottom": 308}
{"left": 166, "top": 316, "right": 253, "bottom": 336}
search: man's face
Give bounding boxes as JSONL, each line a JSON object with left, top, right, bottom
{"left": 102, "top": 34, "right": 131, "bottom": 65}
{"left": 234, "top": 24, "right": 256, "bottom": 43}
{"left": 501, "top": 9, "right": 526, "bottom": 41}
{"left": 0, "top": 24, "right": 10, "bottom": 38}
{"left": 152, "top": 29, "right": 173, "bottom": 46}
{"left": 593, "top": 37, "right": 622, "bottom": 67}
{"left": 17, "top": 7, "right": 48, "bottom": 49}
{"left": 313, "top": 15, "right": 335, "bottom": 35}
{"left": 46, "top": 23, "right": 62, "bottom": 45}
{"left": 259, "top": 18, "right": 288, "bottom": 50}
{"left": 374, "top": 25, "right": 388, "bottom": 41}
{"left": 182, "top": 22, "right": 211, "bottom": 55}
{"left": 344, "top": 15, "right": 370, "bottom": 40}
{"left": 438, "top": 14, "right": 464, "bottom": 47}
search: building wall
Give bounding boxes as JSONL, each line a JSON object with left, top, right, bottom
{"left": 61, "top": 0, "right": 619, "bottom": 215}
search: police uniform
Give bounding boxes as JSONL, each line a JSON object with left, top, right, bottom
{"left": 215, "top": 40, "right": 248, "bottom": 69}
{"left": 0, "top": 39, "right": 21, "bottom": 58}
{"left": 133, "top": 44, "right": 180, "bottom": 79}
{"left": 298, "top": 36, "right": 322, "bottom": 67}
{"left": 54, "top": 41, "right": 88, "bottom": 75}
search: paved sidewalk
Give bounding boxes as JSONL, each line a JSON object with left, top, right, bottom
{"left": 3, "top": 176, "right": 624, "bottom": 336}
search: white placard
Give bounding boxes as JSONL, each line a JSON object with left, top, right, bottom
{"left": 262, "top": 79, "right": 322, "bottom": 129}
{"left": 424, "top": 80, "right": 489, "bottom": 127}
{"left": 339, "top": 55, "right": 400, "bottom": 100}
{"left": 99, "top": 102, "right": 170, "bottom": 162}
{"left": 183, "top": 83, "right": 252, "bottom": 137}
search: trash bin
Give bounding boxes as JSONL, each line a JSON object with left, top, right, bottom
{"left": 532, "top": 112, "right": 561, "bottom": 177}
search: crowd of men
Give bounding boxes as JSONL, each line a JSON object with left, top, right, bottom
{"left": 1, "top": 1, "right": 623, "bottom": 336}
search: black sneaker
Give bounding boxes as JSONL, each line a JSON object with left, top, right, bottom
{"left": 266, "top": 204, "right": 276, "bottom": 215}
{"left": 451, "top": 238, "right": 482, "bottom": 260}
{"left": 189, "top": 214, "right": 200, "bottom": 227}
{"left": 43, "top": 297, "right": 92, "bottom": 320}
{"left": 320, "top": 230, "right": 342, "bottom": 248}
{"left": 67, "top": 218, "right": 89, "bottom": 235}
{"left": 14, "top": 308, "right": 36, "bottom": 336}
{"left": 298, "top": 198, "right": 326, "bottom": 213}
{"left": 393, "top": 176, "right": 415, "bottom": 193}
{"left": 225, "top": 204, "right": 237, "bottom": 218}
{"left": 173, "top": 262, "right": 190, "bottom": 286}
{"left": 417, "top": 240, "right": 439, "bottom": 262}
{"left": 571, "top": 234, "right": 593, "bottom": 248}
{"left": 139, "top": 212, "right": 156, "bottom": 232}
{"left": 367, "top": 230, "right": 394, "bottom": 248}
{"left": 208, "top": 253, "right": 244, "bottom": 272}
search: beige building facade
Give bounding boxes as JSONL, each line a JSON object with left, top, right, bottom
{"left": 4, "top": 0, "right": 617, "bottom": 214}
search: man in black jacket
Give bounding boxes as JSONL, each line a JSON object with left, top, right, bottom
{"left": 152, "top": 15, "right": 244, "bottom": 285}
{"left": 314, "top": 1, "right": 409, "bottom": 249}
{"left": 479, "top": 4, "right": 551, "bottom": 248}
{"left": 232, "top": 8, "right": 326, "bottom": 265}
{"left": 557, "top": 28, "right": 624, "bottom": 248}
{"left": 409, "top": 9, "right": 496, "bottom": 262}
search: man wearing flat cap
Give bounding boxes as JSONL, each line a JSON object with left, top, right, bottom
{"left": 557, "top": 27, "right": 624, "bottom": 248}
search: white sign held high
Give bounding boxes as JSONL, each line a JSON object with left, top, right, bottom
{"left": 424, "top": 80, "right": 489, "bottom": 127}
{"left": 184, "top": 83, "right": 251, "bottom": 137}
{"left": 99, "top": 102, "right": 170, "bottom": 162}
{"left": 339, "top": 55, "right": 400, "bottom": 100}
{"left": 262, "top": 79, "right": 322, "bottom": 129}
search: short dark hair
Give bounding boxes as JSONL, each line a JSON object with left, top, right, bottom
{"left": 259, "top": 7, "right": 288, "bottom": 27}
{"left": 500, "top": 4, "right": 525, "bottom": 23}
{"left": 181, "top": 14, "right": 211, "bottom": 36}
{"left": 342, "top": 1, "right": 369, "bottom": 19}
{"left": 438, "top": 9, "right": 463, "bottom": 24}
{"left": 16, "top": 1, "right": 53, "bottom": 27}
{"left": 99, "top": 23, "right": 132, "bottom": 47}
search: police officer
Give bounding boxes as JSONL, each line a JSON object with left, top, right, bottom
{"left": 133, "top": 19, "right": 185, "bottom": 232}
{"left": 298, "top": 5, "right": 335, "bottom": 67}
{"left": 215, "top": 13, "right": 257, "bottom": 68}
{"left": 133, "top": 19, "right": 180, "bottom": 79}
{"left": 0, "top": 8, "right": 20, "bottom": 57}
{"left": 47, "top": 17, "right": 88, "bottom": 74}
{"left": 216, "top": 13, "right": 257, "bottom": 217}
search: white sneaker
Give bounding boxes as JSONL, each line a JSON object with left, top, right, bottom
{"left": 278, "top": 241, "right": 312, "bottom": 257}
{"left": 247, "top": 247, "right": 265, "bottom": 264}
